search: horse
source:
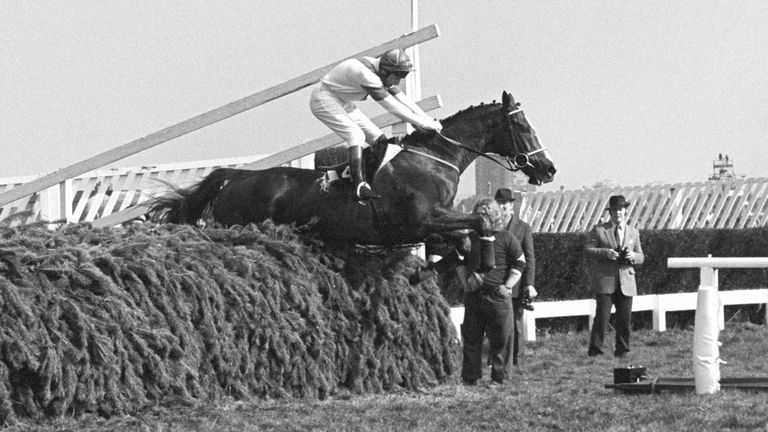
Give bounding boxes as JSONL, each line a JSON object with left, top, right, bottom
{"left": 150, "top": 91, "right": 556, "bottom": 245}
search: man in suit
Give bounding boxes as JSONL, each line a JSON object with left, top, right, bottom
{"left": 585, "top": 195, "right": 645, "bottom": 358}
{"left": 494, "top": 188, "right": 537, "bottom": 366}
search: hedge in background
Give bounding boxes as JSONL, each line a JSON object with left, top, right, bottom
{"left": 438, "top": 226, "right": 768, "bottom": 324}
{"left": 533, "top": 226, "right": 768, "bottom": 301}
{"left": 0, "top": 222, "right": 457, "bottom": 425}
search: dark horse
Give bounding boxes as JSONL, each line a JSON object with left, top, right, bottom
{"left": 150, "top": 91, "right": 556, "bottom": 244}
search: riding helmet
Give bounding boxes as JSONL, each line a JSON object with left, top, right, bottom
{"left": 379, "top": 49, "right": 415, "bottom": 72}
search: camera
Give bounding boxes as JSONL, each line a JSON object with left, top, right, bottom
{"left": 519, "top": 286, "right": 534, "bottom": 311}
{"left": 615, "top": 246, "right": 632, "bottom": 265}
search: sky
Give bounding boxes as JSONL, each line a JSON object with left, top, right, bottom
{"left": 2, "top": 1, "right": 768, "bottom": 199}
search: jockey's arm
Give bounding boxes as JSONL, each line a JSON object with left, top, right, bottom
{"left": 376, "top": 95, "right": 432, "bottom": 129}
{"left": 391, "top": 91, "right": 430, "bottom": 118}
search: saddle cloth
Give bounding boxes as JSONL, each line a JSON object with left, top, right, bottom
{"left": 314, "top": 144, "right": 402, "bottom": 183}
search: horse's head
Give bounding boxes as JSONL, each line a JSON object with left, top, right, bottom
{"left": 488, "top": 91, "right": 557, "bottom": 185}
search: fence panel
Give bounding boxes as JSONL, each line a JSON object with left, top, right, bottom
{"left": 517, "top": 178, "right": 768, "bottom": 233}
{"left": 0, "top": 156, "right": 267, "bottom": 224}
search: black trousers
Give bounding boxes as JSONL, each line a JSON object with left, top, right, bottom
{"left": 588, "top": 290, "right": 633, "bottom": 356}
{"left": 461, "top": 290, "right": 514, "bottom": 383}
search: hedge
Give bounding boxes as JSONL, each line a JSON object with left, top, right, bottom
{"left": 439, "top": 227, "right": 768, "bottom": 326}
{"left": 534, "top": 226, "right": 768, "bottom": 300}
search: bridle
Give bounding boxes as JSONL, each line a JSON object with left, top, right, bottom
{"left": 423, "top": 107, "right": 548, "bottom": 173}
{"left": 502, "top": 108, "right": 549, "bottom": 171}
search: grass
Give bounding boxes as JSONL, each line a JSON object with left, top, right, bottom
{"left": 7, "top": 322, "right": 768, "bottom": 432}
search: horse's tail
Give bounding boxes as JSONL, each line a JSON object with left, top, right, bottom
{"left": 149, "top": 168, "right": 235, "bottom": 224}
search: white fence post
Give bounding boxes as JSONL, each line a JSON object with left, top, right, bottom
{"left": 667, "top": 256, "right": 768, "bottom": 395}
{"left": 693, "top": 265, "right": 721, "bottom": 394}
{"left": 38, "top": 185, "right": 61, "bottom": 222}
{"left": 652, "top": 294, "right": 666, "bottom": 332}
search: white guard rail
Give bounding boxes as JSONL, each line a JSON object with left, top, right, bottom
{"left": 449, "top": 287, "right": 768, "bottom": 343}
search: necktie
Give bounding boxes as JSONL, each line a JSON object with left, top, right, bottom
{"left": 616, "top": 225, "right": 623, "bottom": 245}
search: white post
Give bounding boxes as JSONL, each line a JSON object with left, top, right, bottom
{"left": 38, "top": 185, "right": 61, "bottom": 222}
{"left": 62, "top": 179, "right": 74, "bottom": 222}
{"left": 407, "top": 0, "right": 422, "bottom": 101}
{"left": 693, "top": 265, "right": 720, "bottom": 394}
{"left": 449, "top": 307, "right": 464, "bottom": 341}
{"left": 652, "top": 294, "right": 666, "bottom": 332}
{"left": 392, "top": 0, "right": 422, "bottom": 138}
{"left": 523, "top": 310, "right": 536, "bottom": 342}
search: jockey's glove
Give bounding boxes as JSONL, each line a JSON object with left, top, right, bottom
{"left": 417, "top": 118, "right": 443, "bottom": 132}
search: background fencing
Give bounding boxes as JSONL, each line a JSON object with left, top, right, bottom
{"left": 4, "top": 170, "right": 767, "bottom": 231}
{"left": 518, "top": 177, "right": 768, "bottom": 233}
{"left": 0, "top": 155, "right": 303, "bottom": 225}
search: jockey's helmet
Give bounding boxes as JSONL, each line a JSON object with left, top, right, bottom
{"left": 379, "top": 49, "right": 415, "bottom": 73}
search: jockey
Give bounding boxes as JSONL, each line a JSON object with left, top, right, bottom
{"left": 310, "top": 48, "right": 443, "bottom": 200}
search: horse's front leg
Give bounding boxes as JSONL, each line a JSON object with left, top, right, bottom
{"left": 422, "top": 208, "right": 496, "bottom": 272}
{"left": 422, "top": 208, "right": 483, "bottom": 235}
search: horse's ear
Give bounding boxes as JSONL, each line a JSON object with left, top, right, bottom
{"left": 501, "top": 91, "right": 515, "bottom": 111}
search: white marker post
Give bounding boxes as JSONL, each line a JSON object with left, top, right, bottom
{"left": 692, "top": 264, "right": 720, "bottom": 394}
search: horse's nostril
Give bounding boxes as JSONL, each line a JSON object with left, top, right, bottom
{"left": 548, "top": 167, "right": 557, "bottom": 176}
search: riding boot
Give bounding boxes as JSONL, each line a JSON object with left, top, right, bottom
{"left": 348, "top": 145, "right": 380, "bottom": 200}
{"left": 375, "top": 134, "right": 403, "bottom": 147}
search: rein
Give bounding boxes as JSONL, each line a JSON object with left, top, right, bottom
{"left": 402, "top": 107, "right": 547, "bottom": 174}
{"left": 403, "top": 145, "right": 461, "bottom": 174}
{"left": 435, "top": 131, "right": 514, "bottom": 172}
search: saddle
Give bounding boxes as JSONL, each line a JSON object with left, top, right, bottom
{"left": 314, "top": 140, "right": 402, "bottom": 185}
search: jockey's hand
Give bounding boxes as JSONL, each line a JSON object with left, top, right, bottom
{"left": 526, "top": 285, "right": 538, "bottom": 298}
{"left": 417, "top": 118, "right": 443, "bottom": 132}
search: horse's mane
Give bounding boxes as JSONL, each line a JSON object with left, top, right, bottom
{"left": 400, "top": 101, "right": 503, "bottom": 146}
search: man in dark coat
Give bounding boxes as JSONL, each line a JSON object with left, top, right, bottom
{"left": 495, "top": 188, "right": 537, "bottom": 365}
{"left": 460, "top": 199, "right": 526, "bottom": 385}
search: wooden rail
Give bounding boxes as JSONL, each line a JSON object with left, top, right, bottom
{"left": 0, "top": 24, "right": 441, "bottom": 208}
{"left": 0, "top": 95, "right": 442, "bottom": 227}
{"left": 89, "top": 95, "right": 442, "bottom": 228}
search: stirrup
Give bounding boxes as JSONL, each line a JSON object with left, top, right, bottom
{"left": 356, "top": 182, "right": 381, "bottom": 200}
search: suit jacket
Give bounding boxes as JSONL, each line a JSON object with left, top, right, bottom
{"left": 506, "top": 217, "right": 535, "bottom": 288}
{"left": 584, "top": 221, "right": 645, "bottom": 296}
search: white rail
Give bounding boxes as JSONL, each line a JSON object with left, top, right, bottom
{"left": 448, "top": 288, "right": 768, "bottom": 342}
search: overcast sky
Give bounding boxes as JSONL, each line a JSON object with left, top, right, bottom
{"left": 2, "top": 1, "right": 767, "bottom": 198}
